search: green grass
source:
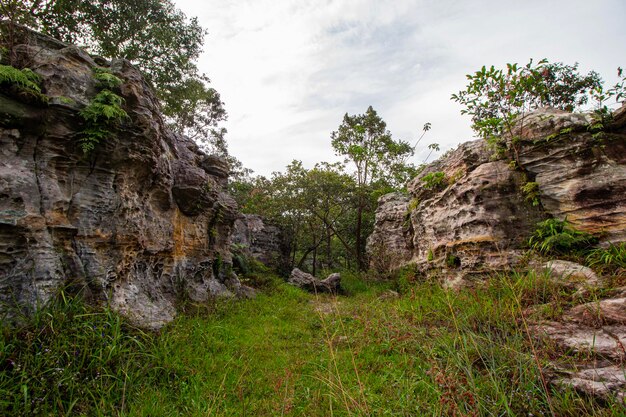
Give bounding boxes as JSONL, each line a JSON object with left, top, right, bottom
{"left": 1, "top": 271, "right": 624, "bottom": 416}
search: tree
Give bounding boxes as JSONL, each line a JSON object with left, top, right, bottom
{"left": 331, "top": 105, "right": 414, "bottom": 270}
{"left": 450, "top": 59, "right": 603, "bottom": 160}
{"left": 0, "top": 0, "right": 227, "bottom": 151}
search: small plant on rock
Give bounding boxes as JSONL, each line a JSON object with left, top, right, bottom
{"left": 78, "top": 68, "right": 128, "bottom": 154}
{"left": 421, "top": 171, "right": 447, "bottom": 191}
{"left": 0, "top": 64, "right": 47, "bottom": 103}
{"left": 521, "top": 181, "right": 540, "bottom": 207}
{"left": 528, "top": 218, "right": 597, "bottom": 256}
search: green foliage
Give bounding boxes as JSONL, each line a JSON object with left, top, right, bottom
{"left": 93, "top": 67, "right": 122, "bottom": 90}
{"left": 0, "top": 290, "right": 151, "bottom": 415}
{"left": 586, "top": 243, "right": 626, "bottom": 271}
{"left": 451, "top": 59, "right": 604, "bottom": 157}
{"left": 2, "top": 0, "right": 227, "bottom": 150}
{"left": 331, "top": 105, "right": 415, "bottom": 190}
{"left": 78, "top": 86, "right": 128, "bottom": 154}
{"left": 407, "top": 197, "right": 420, "bottom": 212}
{"left": 528, "top": 218, "right": 597, "bottom": 255}
{"left": 0, "top": 64, "right": 47, "bottom": 103}
{"left": 521, "top": 181, "right": 540, "bottom": 206}
{"left": 590, "top": 67, "right": 626, "bottom": 124}
{"left": 421, "top": 171, "right": 447, "bottom": 191}
{"left": 427, "top": 248, "right": 434, "bottom": 262}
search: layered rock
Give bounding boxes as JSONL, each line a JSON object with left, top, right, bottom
{"left": 0, "top": 28, "right": 247, "bottom": 328}
{"left": 232, "top": 214, "right": 290, "bottom": 273}
{"left": 368, "top": 106, "right": 626, "bottom": 277}
{"left": 532, "top": 289, "right": 626, "bottom": 402}
{"left": 365, "top": 192, "right": 413, "bottom": 272}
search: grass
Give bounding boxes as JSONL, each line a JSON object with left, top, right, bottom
{"left": 1, "top": 271, "right": 624, "bottom": 416}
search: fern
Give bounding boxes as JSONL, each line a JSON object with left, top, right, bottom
{"left": 78, "top": 85, "right": 128, "bottom": 154}
{"left": 93, "top": 67, "right": 123, "bottom": 90}
{"left": 0, "top": 64, "right": 47, "bottom": 103}
{"left": 528, "top": 218, "right": 597, "bottom": 255}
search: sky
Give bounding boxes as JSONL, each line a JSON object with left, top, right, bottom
{"left": 173, "top": 0, "right": 626, "bottom": 177}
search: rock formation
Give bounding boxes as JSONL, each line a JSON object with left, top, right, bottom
{"left": 232, "top": 214, "right": 290, "bottom": 274}
{"left": 288, "top": 268, "right": 341, "bottom": 294}
{"left": 0, "top": 28, "right": 250, "bottom": 328}
{"left": 366, "top": 192, "right": 413, "bottom": 274}
{"left": 532, "top": 288, "right": 626, "bottom": 402}
{"left": 367, "top": 106, "right": 626, "bottom": 279}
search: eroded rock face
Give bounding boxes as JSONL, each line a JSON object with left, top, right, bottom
{"left": 232, "top": 214, "right": 290, "bottom": 273}
{"left": 516, "top": 109, "right": 626, "bottom": 243}
{"left": 365, "top": 193, "right": 413, "bottom": 272}
{"left": 369, "top": 106, "right": 626, "bottom": 276}
{"left": 533, "top": 293, "right": 626, "bottom": 402}
{"left": 0, "top": 28, "right": 246, "bottom": 328}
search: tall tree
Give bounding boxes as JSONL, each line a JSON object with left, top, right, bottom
{"left": 331, "top": 106, "right": 414, "bottom": 269}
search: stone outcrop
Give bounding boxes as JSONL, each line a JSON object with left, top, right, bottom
{"left": 366, "top": 192, "right": 413, "bottom": 273}
{"left": 288, "top": 268, "right": 341, "bottom": 294}
{"left": 0, "top": 28, "right": 250, "bottom": 328}
{"left": 232, "top": 214, "right": 290, "bottom": 273}
{"left": 533, "top": 289, "right": 626, "bottom": 402}
{"left": 368, "top": 106, "right": 626, "bottom": 278}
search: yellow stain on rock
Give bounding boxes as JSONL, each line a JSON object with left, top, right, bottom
{"left": 172, "top": 209, "right": 206, "bottom": 259}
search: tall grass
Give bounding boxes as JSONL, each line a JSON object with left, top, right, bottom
{"left": 0, "top": 271, "right": 623, "bottom": 416}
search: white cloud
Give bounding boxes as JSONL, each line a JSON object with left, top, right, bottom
{"left": 173, "top": 0, "right": 626, "bottom": 176}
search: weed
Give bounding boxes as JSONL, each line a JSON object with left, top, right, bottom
{"left": 521, "top": 181, "right": 541, "bottom": 206}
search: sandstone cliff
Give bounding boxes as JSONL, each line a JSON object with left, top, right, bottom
{"left": 367, "top": 106, "right": 626, "bottom": 280}
{"left": 0, "top": 29, "right": 249, "bottom": 328}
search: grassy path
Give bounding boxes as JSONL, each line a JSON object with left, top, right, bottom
{"left": 2, "top": 273, "right": 624, "bottom": 416}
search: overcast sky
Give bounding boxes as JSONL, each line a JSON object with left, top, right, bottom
{"left": 173, "top": 0, "right": 625, "bottom": 177}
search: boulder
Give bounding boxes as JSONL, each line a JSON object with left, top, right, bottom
{"left": 541, "top": 260, "right": 601, "bottom": 291}
{"left": 532, "top": 295, "right": 626, "bottom": 402}
{"left": 288, "top": 268, "right": 341, "bottom": 294}
{"left": 366, "top": 192, "right": 413, "bottom": 272}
